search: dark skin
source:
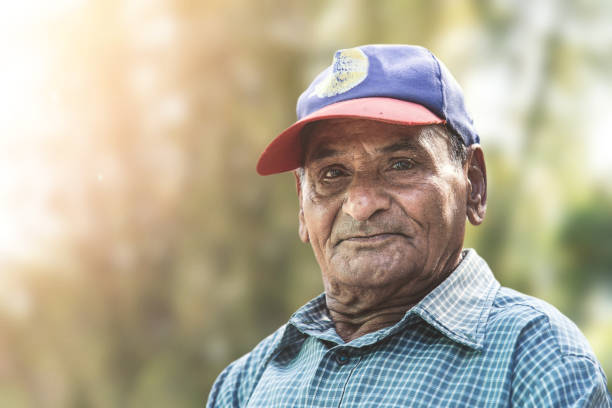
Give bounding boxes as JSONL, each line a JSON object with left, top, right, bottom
{"left": 296, "top": 118, "right": 487, "bottom": 342}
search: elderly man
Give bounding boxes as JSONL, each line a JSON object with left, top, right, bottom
{"left": 207, "top": 45, "right": 611, "bottom": 407}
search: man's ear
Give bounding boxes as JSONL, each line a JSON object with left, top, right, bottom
{"left": 464, "top": 145, "right": 487, "bottom": 225}
{"left": 294, "top": 171, "right": 309, "bottom": 243}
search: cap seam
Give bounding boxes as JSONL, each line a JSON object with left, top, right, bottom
{"left": 428, "top": 50, "right": 446, "bottom": 120}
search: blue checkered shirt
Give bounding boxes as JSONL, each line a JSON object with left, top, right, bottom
{"left": 207, "top": 249, "right": 611, "bottom": 407}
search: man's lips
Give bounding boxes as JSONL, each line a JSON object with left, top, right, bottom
{"left": 336, "top": 232, "right": 408, "bottom": 246}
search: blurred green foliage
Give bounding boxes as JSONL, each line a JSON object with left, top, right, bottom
{"left": 0, "top": 0, "right": 610, "bottom": 406}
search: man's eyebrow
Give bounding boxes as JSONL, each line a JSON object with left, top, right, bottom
{"left": 378, "top": 141, "right": 419, "bottom": 154}
{"left": 307, "top": 147, "right": 341, "bottom": 163}
{"left": 306, "top": 139, "right": 419, "bottom": 163}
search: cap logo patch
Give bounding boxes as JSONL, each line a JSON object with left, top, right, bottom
{"left": 313, "top": 48, "right": 369, "bottom": 98}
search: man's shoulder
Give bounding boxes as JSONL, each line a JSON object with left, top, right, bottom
{"left": 488, "top": 288, "right": 611, "bottom": 406}
{"left": 206, "top": 324, "right": 288, "bottom": 407}
{"left": 223, "top": 323, "right": 288, "bottom": 376}
{"left": 489, "top": 286, "right": 596, "bottom": 360}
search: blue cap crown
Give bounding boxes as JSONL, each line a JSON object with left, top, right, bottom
{"left": 296, "top": 44, "right": 479, "bottom": 145}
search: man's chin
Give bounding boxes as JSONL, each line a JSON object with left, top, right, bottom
{"left": 328, "top": 257, "right": 421, "bottom": 288}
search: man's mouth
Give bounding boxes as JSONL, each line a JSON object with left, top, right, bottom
{"left": 336, "top": 233, "right": 407, "bottom": 246}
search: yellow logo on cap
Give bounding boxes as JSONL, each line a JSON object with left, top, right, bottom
{"left": 313, "top": 48, "right": 369, "bottom": 98}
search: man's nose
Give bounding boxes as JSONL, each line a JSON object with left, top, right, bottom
{"left": 342, "top": 179, "right": 391, "bottom": 222}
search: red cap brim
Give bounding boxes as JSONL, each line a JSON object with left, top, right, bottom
{"left": 256, "top": 97, "right": 445, "bottom": 175}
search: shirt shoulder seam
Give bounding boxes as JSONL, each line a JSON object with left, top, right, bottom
{"left": 496, "top": 300, "right": 585, "bottom": 358}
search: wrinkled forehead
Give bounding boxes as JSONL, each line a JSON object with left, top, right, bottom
{"left": 301, "top": 118, "right": 446, "bottom": 165}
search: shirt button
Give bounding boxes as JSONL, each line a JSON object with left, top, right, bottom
{"left": 334, "top": 351, "right": 350, "bottom": 365}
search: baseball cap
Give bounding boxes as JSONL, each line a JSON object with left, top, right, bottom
{"left": 256, "top": 44, "right": 479, "bottom": 175}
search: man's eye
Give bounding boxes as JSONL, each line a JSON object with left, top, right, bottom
{"left": 390, "top": 159, "right": 414, "bottom": 170}
{"left": 323, "top": 168, "right": 344, "bottom": 179}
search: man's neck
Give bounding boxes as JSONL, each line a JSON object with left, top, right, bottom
{"left": 328, "top": 301, "right": 418, "bottom": 343}
{"left": 325, "top": 286, "right": 427, "bottom": 343}
{"left": 324, "top": 252, "right": 464, "bottom": 343}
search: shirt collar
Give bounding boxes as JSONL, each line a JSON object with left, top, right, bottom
{"left": 410, "top": 249, "right": 500, "bottom": 350}
{"left": 273, "top": 249, "right": 500, "bottom": 353}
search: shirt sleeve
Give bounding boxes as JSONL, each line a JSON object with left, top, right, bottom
{"left": 206, "top": 358, "right": 242, "bottom": 408}
{"left": 206, "top": 350, "right": 271, "bottom": 408}
{"left": 510, "top": 313, "right": 611, "bottom": 407}
{"left": 520, "top": 354, "right": 610, "bottom": 407}
{"left": 206, "top": 326, "right": 287, "bottom": 407}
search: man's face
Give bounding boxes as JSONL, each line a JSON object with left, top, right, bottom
{"left": 298, "top": 119, "right": 472, "bottom": 297}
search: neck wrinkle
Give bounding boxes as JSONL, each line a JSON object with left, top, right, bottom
{"left": 327, "top": 298, "right": 419, "bottom": 343}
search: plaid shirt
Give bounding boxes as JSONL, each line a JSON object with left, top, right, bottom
{"left": 207, "top": 249, "right": 611, "bottom": 407}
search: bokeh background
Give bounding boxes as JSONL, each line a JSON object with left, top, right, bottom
{"left": 0, "top": 0, "right": 611, "bottom": 406}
